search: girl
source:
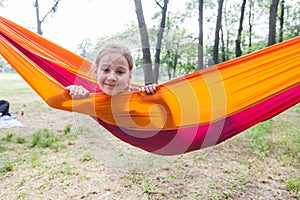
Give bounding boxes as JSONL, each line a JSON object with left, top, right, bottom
{"left": 66, "top": 43, "right": 157, "bottom": 98}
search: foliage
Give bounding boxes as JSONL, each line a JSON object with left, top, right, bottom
{"left": 246, "top": 120, "right": 272, "bottom": 158}
{"left": 0, "top": 162, "right": 13, "bottom": 174}
{"left": 63, "top": 124, "right": 78, "bottom": 140}
{"left": 0, "top": 145, "right": 7, "bottom": 153}
{"left": 75, "top": 0, "right": 300, "bottom": 80}
{"left": 31, "top": 128, "right": 60, "bottom": 149}
{"left": 3, "top": 132, "right": 14, "bottom": 142}
{"left": 76, "top": 39, "right": 93, "bottom": 58}
{"left": 80, "top": 152, "right": 94, "bottom": 162}
{"left": 0, "top": 56, "right": 14, "bottom": 73}
{"left": 245, "top": 104, "right": 300, "bottom": 163}
{"left": 282, "top": 2, "right": 300, "bottom": 39}
{"left": 0, "top": 0, "right": 6, "bottom": 7}
{"left": 16, "top": 136, "right": 26, "bottom": 144}
{"left": 286, "top": 177, "right": 300, "bottom": 194}
{"left": 63, "top": 124, "right": 71, "bottom": 134}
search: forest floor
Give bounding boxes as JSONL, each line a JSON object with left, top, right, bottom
{"left": 0, "top": 73, "right": 299, "bottom": 200}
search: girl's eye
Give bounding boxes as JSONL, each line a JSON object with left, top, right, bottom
{"left": 103, "top": 68, "right": 109, "bottom": 73}
{"left": 117, "top": 70, "right": 125, "bottom": 75}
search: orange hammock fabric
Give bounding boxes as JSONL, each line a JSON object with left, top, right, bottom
{"left": 0, "top": 16, "right": 299, "bottom": 155}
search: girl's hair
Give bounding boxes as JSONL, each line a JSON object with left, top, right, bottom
{"left": 91, "top": 43, "right": 134, "bottom": 74}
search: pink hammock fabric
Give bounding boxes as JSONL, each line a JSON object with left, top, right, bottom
{"left": 0, "top": 16, "right": 299, "bottom": 155}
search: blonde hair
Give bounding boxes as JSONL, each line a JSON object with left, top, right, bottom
{"left": 91, "top": 43, "right": 134, "bottom": 75}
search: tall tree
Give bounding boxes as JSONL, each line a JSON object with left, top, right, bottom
{"left": 34, "top": 0, "right": 61, "bottom": 35}
{"left": 212, "top": 0, "right": 224, "bottom": 64}
{"left": 153, "top": 0, "right": 169, "bottom": 84}
{"left": 221, "top": 1, "right": 229, "bottom": 62}
{"left": 268, "top": 0, "right": 280, "bottom": 46}
{"left": 248, "top": 0, "right": 254, "bottom": 52}
{"left": 235, "top": 0, "right": 247, "bottom": 57}
{"left": 198, "top": 0, "right": 204, "bottom": 70}
{"left": 279, "top": 0, "right": 285, "bottom": 42}
{"left": 134, "top": 0, "right": 154, "bottom": 85}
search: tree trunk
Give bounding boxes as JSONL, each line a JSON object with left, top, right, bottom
{"left": 220, "top": 26, "right": 226, "bottom": 62}
{"left": 134, "top": 0, "right": 154, "bottom": 85}
{"left": 166, "top": 51, "right": 172, "bottom": 80}
{"left": 279, "top": 0, "right": 285, "bottom": 42}
{"left": 34, "top": 0, "right": 61, "bottom": 36}
{"left": 35, "top": 0, "right": 43, "bottom": 35}
{"left": 153, "top": 0, "right": 168, "bottom": 84}
{"left": 235, "top": 0, "right": 247, "bottom": 57}
{"left": 268, "top": 0, "right": 280, "bottom": 46}
{"left": 223, "top": 2, "right": 229, "bottom": 61}
{"left": 212, "top": 0, "right": 224, "bottom": 64}
{"left": 248, "top": 0, "right": 254, "bottom": 52}
{"left": 198, "top": 0, "right": 204, "bottom": 70}
{"left": 173, "top": 49, "right": 179, "bottom": 78}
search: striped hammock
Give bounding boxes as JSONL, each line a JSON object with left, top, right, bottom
{"left": 0, "top": 16, "right": 299, "bottom": 155}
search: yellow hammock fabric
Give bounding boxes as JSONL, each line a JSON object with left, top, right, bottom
{"left": 0, "top": 16, "right": 299, "bottom": 155}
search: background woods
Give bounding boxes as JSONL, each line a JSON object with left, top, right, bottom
{"left": 81, "top": 0, "right": 300, "bottom": 84}
{"left": 1, "top": 0, "right": 299, "bottom": 83}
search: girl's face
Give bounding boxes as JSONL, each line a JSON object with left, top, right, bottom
{"left": 96, "top": 53, "right": 132, "bottom": 96}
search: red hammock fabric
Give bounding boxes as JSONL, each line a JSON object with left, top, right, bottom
{"left": 1, "top": 16, "right": 299, "bottom": 155}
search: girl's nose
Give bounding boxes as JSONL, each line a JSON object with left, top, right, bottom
{"left": 107, "top": 72, "right": 116, "bottom": 81}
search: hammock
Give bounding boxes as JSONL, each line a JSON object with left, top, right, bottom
{"left": 1, "top": 16, "right": 299, "bottom": 156}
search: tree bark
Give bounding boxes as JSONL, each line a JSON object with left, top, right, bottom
{"left": 134, "top": 0, "right": 154, "bottom": 85}
{"left": 235, "top": 0, "right": 247, "bottom": 57}
{"left": 248, "top": 0, "right": 254, "bottom": 52}
{"left": 34, "top": 0, "right": 61, "bottom": 35}
{"left": 198, "top": 0, "right": 204, "bottom": 70}
{"left": 35, "top": 0, "right": 42, "bottom": 35}
{"left": 153, "top": 0, "right": 168, "bottom": 84}
{"left": 268, "top": 0, "right": 280, "bottom": 46}
{"left": 212, "top": 0, "right": 224, "bottom": 64}
{"left": 220, "top": 26, "right": 226, "bottom": 62}
{"left": 279, "top": 0, "right": 285, "bottom": 42}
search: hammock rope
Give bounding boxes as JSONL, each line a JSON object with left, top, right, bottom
{"left": 0, "top": 16, "right": 299, "bottom": 155}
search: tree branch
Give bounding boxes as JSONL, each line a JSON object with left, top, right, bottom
{"left": 155, "top": 0, "right": 163, "bottom": 10}
{"left": 41, "top": 0, "right": 60, "bottom": 23}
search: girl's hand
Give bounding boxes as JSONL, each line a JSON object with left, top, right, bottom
{"left": 140, "top": 84, "right": 157, "bottom": 95}
{"left": 66, "top": 85, "right": 89, "bottom": 99}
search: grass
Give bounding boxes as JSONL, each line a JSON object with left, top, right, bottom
{"left": 245, "top": 106, "right": 300, "bottom": 164}
{"left": 0, "top": 123, "right": 78, "bottom": 175}
{"left": 3, "top": 132, "right": 15, "bottom": 142}
{"left": 16, "top": 136, "right": 26, "bottom": 144}
{"left": 246, "top": 120, "right": 272, "bottom": 158}
{"left": 286, "top": 177, "right": 300, "bottom": 193}
{"left": 63, "top": 124, "right": 78, "bottom": 139}
{"left": 30, "top": 128, "right": 61, "bottom": 149}
{"left": 0, "top": 145, "right": 7, "bottom": 153}
{"left": 0, "top": 162, "right": 14, "bottom": 175}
